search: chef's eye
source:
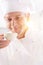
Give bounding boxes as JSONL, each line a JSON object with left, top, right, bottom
{"left": 16, "top": 16, "right": 20, "bottom": 20}
{"left": 8, "top": 18, "right": 12, "bottom": 21}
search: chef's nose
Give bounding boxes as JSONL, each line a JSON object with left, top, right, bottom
{"left": 11, "top": 19, "right": 15, "bottom": 32}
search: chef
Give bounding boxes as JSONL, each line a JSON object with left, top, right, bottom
{"left": 0, "top": 0, "right": 43, "bottom": 65}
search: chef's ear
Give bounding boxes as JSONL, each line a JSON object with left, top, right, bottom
{"left": 25, "top": 13, "right": 30, "bottom": 21}
{"left": 4, "top": 13, "right": 9, "bottom": 21}
{"left": 4, "top": 14, "right": 8, "bottom": 21}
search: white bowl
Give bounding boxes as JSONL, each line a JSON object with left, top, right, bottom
{"left": 0, "top": 28, "right": 11, "bottom": 34}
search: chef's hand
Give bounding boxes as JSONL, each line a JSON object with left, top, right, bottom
{"left": 0, "top": 34, "right": 10, "bottom": 49}
{"left": 0, "top": 34, "right": 4, "bottom": 40}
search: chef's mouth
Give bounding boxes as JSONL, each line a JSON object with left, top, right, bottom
{"left": 14, "top": 27, "right": 22, "bottom": 33}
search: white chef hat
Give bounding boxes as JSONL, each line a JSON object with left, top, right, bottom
{"left": 0, "top": 0, "right": 35, "bottom": 15}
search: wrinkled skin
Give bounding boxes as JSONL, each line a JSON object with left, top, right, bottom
{"left": 5, "top": 12, "right": 30, "bottom": 39}
{"left": 0, "top": 11, "right": 30, "bottom": 48}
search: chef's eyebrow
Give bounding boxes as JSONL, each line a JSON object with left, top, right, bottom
{"left": 16, "top": 14, "right": 25, "bottom": 17}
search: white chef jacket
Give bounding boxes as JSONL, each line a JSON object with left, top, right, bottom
{"left": 0, "top": 30, "right": 32, "bottom": 65}
{"left": 0, "top": 26, "right": 43, "bottom": 65}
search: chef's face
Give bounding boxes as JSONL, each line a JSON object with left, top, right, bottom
{"left": 5, "top": 12, "right": 30, "bottom": 34}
